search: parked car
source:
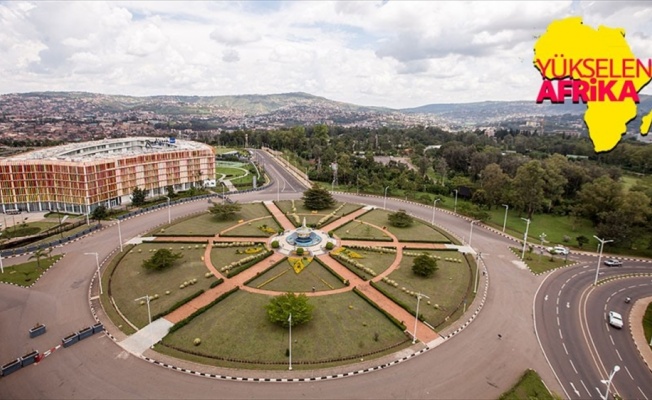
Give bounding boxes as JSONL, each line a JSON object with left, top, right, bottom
{"left": 608, "top": 311, "right": 623, "bottom": 329}
{"left": 604, "top": 258, "right": 623, "bottom": 267}
{"left": 547, "top": 245, "right": 569, "bottom": 255}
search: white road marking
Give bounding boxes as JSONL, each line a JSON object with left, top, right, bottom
{"left": 580, "top": 380, "right": 590, "bottom": 395}
{"left": 569, "top": 382, "right": 580, "bottom": 397}
{"left": 625, "top": 365, "right": 634, "bottom": 380}
{"left": 610, "top": 335, "right": 614, "bottom": 345}
{"left": 566, "top": 302, "right": 570, "bottom": 308}
{"left": 545, "top": 294, "right": 548, "bottom": 301}
{"left": 569, "top": 359, "right": 578, "bottom": 373}
{"left": 563, "top": 342, "right": 569, "bottom": 355}
{"left": 615, "top": 349, "right": 622, "bottom": 361}
{"left": 559, "top": 329, "right": 563, "bottom": 340}
{"left": 639, "top": 386, "right": 649, "bottom": 400}
{"left": 557, "top": 316, "right": 560, "bottom": 325}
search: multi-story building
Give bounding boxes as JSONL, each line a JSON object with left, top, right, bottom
{"left": 0, "top": 137, "right": 215, "bottom": 214}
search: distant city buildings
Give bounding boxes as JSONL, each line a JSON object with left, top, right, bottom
{"left": 0, "top": 137, "right": 215, "bottom": 214}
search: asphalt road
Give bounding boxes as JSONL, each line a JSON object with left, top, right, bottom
{"left": 535, "top": 262, "right": 652, "bottom": 399}
{"left": 1, "top": 149, "right": 648, "bottom": 399}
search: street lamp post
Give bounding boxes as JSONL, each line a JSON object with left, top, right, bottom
{"left": 163, "top": 196, "right": 171, "bottom": 224}
{"left": 520, "top": 218, "right": 531, "bottom": 260}
{"left": 538, "top": 233, "right": 547, "bottom": 261}
{"left": 0, "top": 232, "right": 3, "bottom": 273}
{"left": 469, "top": 220, "right": 480, "bottom": 247}
{"left": 288, "top": 313, "right": 292, "bottom": 370}
{"left": 117, "top": 218, "right": 123, "bottom": 252}
{"left": 412, "top": 293, "right": 430, "bottom": 344}
{"left": 383, "top": 186, "right": 390, "bottom": 210}
{"left": 593, "top": 235, "right": 613, "bottom": 286}
{"left": 502, "top": 204, "right": 509, "bottom": 232}
{"left": 84, "top": 252, "right": 102, "bottom": 295}
{"left": 474, "top": 252, "right": 482, "bottom": 294}
{"left": 134, "top": 295, "right": 152, "bottom": 326}
{"left": 453, "top": 189, "right": 458, "bottom": 213}
{"left": 430, "top": 198, "right": 441, "bottom": 225}
{"left": 600, "top": 365, "right": 620, "bottom": 400}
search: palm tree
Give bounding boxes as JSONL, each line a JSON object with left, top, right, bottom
{"left": 29, "top": 248, "right": 48, "bottom": 269}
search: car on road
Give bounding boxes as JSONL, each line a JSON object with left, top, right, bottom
{"left": 547, "top": 245, "right": 569, "bottom": 255}
{"left": 604, "top": 258, "right": 623, "bottom": 267}
{"left": 608, "top": 311, "right": 624, "bottom": 329}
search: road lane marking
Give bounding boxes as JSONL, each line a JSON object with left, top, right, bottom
{"left": 615, "top": 349, "right": 622, "bottom": 361}
{"left": 639, "top": 386, "right": 649, "bottom": 400}
{"left": 569, "top": 359, "right": 578, "bottom": 373}
{"left": 569, "top": 382, "right": 580, "bottom": 397}
{"left": 609, "top": 335, "right": 614, "bottom": 345}
{"left": 625, "top": 365, "right": 634, "bottom": 380}
{"left": 580, "top": 380, "right": 589, "bottom": 396}
{"left": 563, "top": 342, "right": 568, "bottom": 355}
{"left": 566, "top": 302, "right": 570, "bottom": 308}
{"left": 556, "top": 306, "right": 559, "bottom": 314}
{"left": 559, "top": 329, "right": 563, "bottom": 339}
{"left": 558, "top": 289, "right": 563, "bottom": 297}
{"left": 557, "top": 316, "right": 560, "bottom": 326}
{"left": 545, "top": 295, "right": 548, "bottom": 301}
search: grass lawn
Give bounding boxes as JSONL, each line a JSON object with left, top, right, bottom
{"left": 499, "top": 369, "right": 555, "bottom": 400}
{"left": 380, "top": 250, "right": 473, "bottom": 329}
{"left": 275, "top": 200, "right": 361, "bottom": 219}
{"left": 357, "top": 209, "right": 450, "bottom": 243}
{"left": 333, "top": 221, "right": 392, "bottom": 241}
{"left": 220, "top": 216, "right": 281, "bottom": 237}
{"left": 644, "top": 303, "right": 652, "bottom": 346}
{"left": 110, "top": 243, "right": 218, "bottom": 328}
{"left": 0, "top": 254, "right": 64, "bottom": 286}
{"left": 160, "top": 290, "right": 409, "bottom": 369}
{"left": 158, "top": 203, "right": 271, "bottom": 236}
{"left": 246, "top": 258, "right": 345, "bottom": 292}
{"left": 511, "top": 247, "right": 572, "bottom": 274}
{"left": 210, "top": 244, "right": 268, "bottom": 275}
{"left": 332, "top": 247, "right": 397, "bottom": 277}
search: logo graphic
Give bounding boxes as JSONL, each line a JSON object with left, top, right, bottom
{"left": 533, "top": 17, "right": 652, "bottom": 152}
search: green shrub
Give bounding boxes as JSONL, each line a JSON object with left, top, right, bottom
{"left": 271, "top": 240, "right": 280, "bottom": 249}
{"left": 325, "top": 241, "right": 334, "bottom": 250}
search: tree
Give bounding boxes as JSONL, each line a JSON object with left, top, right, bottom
{"left": 480, "top": 163, "right": 510, "bottom": 208}
{"left": 412, "top": 254, "right": 438, "bottom": 277}
{"left": 142, "top": 248, "right": 183, "bottom": 271}
{"left": 388, "top": 209, "right": 413, "bottom": 228}
{"left": 573, "top": 175, "right": 622, "bottom": 225}
{"left": 91, "top": 205, "right": 108, "bottom": 225}
{"left": 266, "top": 292, "right": 314, "bottom": 328}
{"left": 576, "top": 235, "right": 589, "bottom": 249}
{"left": 29, "top": 248, "right": 49, "bottom": 269}
{"left": 512, "top": 161, "right": 546, "bottom": 219}
{"left": 302, "top": 184, "right": 335, "bottom": 210}
{"left": 166, "top": 185, "right": 176, "bottom": 198}
{"left": 131, "top": 187, "right": 147, "bottom": 207}
{"left": 208, "top": 201, "right": 242, "bottom": 221}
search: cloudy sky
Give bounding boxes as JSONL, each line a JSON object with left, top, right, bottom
{"left": 1, "top": 1, "right": 651, "bottom": 109}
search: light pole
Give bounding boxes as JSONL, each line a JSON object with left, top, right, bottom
{"left": 430, "top": 198, "right": 441, "bottom": 225}
{"left": 474, "top": 252, "right": 482, "bottom": 294}
{"left": 538, "top": 232, "right": 547, "bottom": 261}
{"left": 502, "top": 204, "right": 509, "bottom": 232}
{"left": 593, "top": 235, "right": 613, "bottom": 286}
{"left": 134, "top": 295, "right": 152, "bottom": 325}
{"left": 412, "top": 293, "right": 430, "bottom": 344}
{"left": 356, "top": 174, "right": 359, "bottom": 196}
{"left": 453, "top": 189, "right": 458, "bottom": 213}
{"left": 84, "top": 252, "right": 102, "bottom": 294}
{"left": 117, "top": 218, "right": 123, "bottom": 252}
{"left": 163, "top": 196, "right": 171, "bottom": 224}
{"left": 520, "top": 218, "right": 531, "bottom": 260}
{"left": 288, "top": 313, "right": 292, "bottom": 370}
{"left": 600, "top": 365, "right": 620, "bottom": 400}
{"left": 383, "top": 186, "right": 390, "bottom": 210}
{"left": 0, "top": 232, "right": 3, "bottom": 273}
{"left": 469, "top": 220, "right": 480, "bottom": 247}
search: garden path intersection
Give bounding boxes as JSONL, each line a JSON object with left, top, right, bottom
{"left": 0, "top": 148, "right": 649, "bottom": 399}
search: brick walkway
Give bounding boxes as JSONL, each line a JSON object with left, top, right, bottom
{"left": 158, "top": 204, "right": 444, "bottom": 343}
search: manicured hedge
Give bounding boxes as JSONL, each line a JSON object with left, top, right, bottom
{"left": 152, "top": 289, "right": 205, "bottom": 321}
{"left": 313, "top": 257, "right": 349, "bottom": 286}
{"left": 243, "top": 257, "right": 288, "bottom": 286}
{"left": 353, "top": 287, "right": 406, "bottom": 330}
{"left": 168, "top": 287, "right": 240, "bottom": 333}
{"left": 225, "top": 250, "right": 274, "bottom": 278}
{"left": 370, "top": 281, "right": 422, "bottom": 321}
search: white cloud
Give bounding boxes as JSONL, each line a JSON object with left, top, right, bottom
{"left": 0, "top": 1, "right": 650, "bottom": 107}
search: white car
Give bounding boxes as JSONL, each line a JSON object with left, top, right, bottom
{"left": 608, "top": 311, "right": 623, "bottom": 329}
{"left": 547, "top": 245, "right": 569, "bottom": 255}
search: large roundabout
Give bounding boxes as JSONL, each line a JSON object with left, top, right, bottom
{"left": 101, "top": 199, "right": 478, "bottom": 371}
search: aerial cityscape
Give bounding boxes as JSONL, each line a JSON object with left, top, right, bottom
{"left": 0, "top": 1, "right": 651, "bottom": 400}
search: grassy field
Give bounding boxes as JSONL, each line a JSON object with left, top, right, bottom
{"left": 0, "top": 254, "right": 64, "bottom": 286}
{"left": 160, "top": 290, "right": 410, "bottom": 369}
{"left": 245, "top": 257, "right": 346, "bottom": 292}
{"left": 380, "top": 249, "right": 473, "bottom": 329}
{"left": 644, "top": 303, "right": 652, "bottom": 347}
{"left": 274, "top": 200, "right": 362, "bottom": 228}
{"left": 511, "top": 247, "right": 572, "bottom": 274}
{"left": 220, "top": 216, "right": 281, "bottom": 237}
{"left": 357, "top": 209, "right": 451, "bottom": 243}
{"left": 333, "top": 221, "right": 392, "bottom": 241}
{"left": 332, "top": 247, "right": 397, "bottom": 277}
{"left": 210, "top": 244, "right": 268, "bottom": 275}
{"left": 158, "top": 203, "right": 271, "bottom": 236}
{"left": 499, "top": 369, "right": 555, "bottom": 400}
{"left": 110, "top": 243, "right": 218, "bottom": 328}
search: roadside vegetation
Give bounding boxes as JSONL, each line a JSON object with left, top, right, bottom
{"left": 499, "top": 369, "right": 558, "bottom": 400}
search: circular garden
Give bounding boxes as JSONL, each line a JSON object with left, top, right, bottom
{"left": 100, "top": 199, "right": 478, "bottom": 370}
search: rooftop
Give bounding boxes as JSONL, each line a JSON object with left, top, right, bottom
{"left": 5, "top": 137, "right": 213, "bottom": 163}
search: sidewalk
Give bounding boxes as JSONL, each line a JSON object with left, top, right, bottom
{"left": 630, "top": 297, "right": 652, "bottom": 372}
{"left": 262, "top": 201, "right": 296, "bottom": 231}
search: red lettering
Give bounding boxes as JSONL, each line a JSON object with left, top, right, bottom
{"left": 536, "top": 80, "right": 558, "bottom": 103}
{"left": 572, "top": 80, "right": 589, "bottom": 103}
{"left": 598, "top": 80, "right": 617, "bottom": 101}
{"left": 618, "top": 80, "right": 639, "bottom": 102}
{"left": 558, "top": 79, "right": 573, "bottom": 103}
{"left": 622, "top": 59, "right": 634, "bottom": 78}
{"left": 535, "top": 59, "right": 553, "bottom": 77}
{"left": 596, "top": 59, "right": 608, "bottom": 78}
{"left": 582, "top": 59, "right": 595, "bottom": 78}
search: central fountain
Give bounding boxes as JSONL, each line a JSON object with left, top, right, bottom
{"left": 286, "top": 218, "right": 322, "bottom": 247}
